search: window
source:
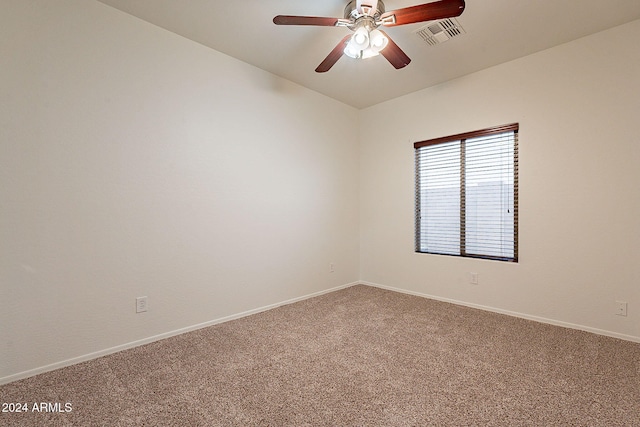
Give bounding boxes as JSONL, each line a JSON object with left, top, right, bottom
{"left": 414, "top": 123, "right": 518, "bottom": 262}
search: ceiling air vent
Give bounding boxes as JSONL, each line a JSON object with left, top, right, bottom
{"left": 415, "top": 18, "right": 465, "bottom": 46}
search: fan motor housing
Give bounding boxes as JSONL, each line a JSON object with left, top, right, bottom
{"left": 344, "top": 0, "right": 385, "bottom": 20}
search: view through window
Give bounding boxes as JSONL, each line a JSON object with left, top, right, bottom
{"left": 414, "top": 123, "right": 518, "bottom": 262}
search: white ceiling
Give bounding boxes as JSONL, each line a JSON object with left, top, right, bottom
{"left": 97, "top": 0, "right": 640, "bottom": 109}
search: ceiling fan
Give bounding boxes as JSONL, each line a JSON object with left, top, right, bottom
{"left": 273, "top": 0, "right": 465, "bottom": 73}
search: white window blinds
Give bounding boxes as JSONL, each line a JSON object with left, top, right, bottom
{"left": 415, "top": 123, "right": 518, "bottom": 262}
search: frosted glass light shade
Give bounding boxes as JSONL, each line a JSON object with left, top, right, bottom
{"left": 352, "top": 26, "right": 369, "bottom": 50}
{"left": 344, "top": 39, "right": 361, "bottom": 58}
{"left": 369, "top": 29, "right": 388, "bottom": 53}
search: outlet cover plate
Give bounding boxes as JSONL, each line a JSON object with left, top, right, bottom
{"left": 615, "top": 301, "right": 627, "bottom": 317}
{"left": 136, "top": 296, "right": 148, "bottom": 313}
{"left": 470, "top": 272, "right": 479, "bottom": 285}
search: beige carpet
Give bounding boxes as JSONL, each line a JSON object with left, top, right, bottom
{"left": 1, "top": 285, "right": 639, "bottom": 426}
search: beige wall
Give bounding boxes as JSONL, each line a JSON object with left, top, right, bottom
{"left": 359, "top": 19, "right": 640, "bottom": 341}
{"left": 1, "top": 0, "right": 360, "bottom": 382}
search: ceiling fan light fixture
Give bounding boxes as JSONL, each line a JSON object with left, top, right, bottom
{"left": 344, "top": 45, "right": 380, "bottom": 59}
{"left": 361, "top": 48, "right": 379, "bottom": 59}
{"left": 344, "top": 39, "right": 362, "bottom": 58}
{"left": 369, "top": 28, "right": 388, "bottom": 53}
{"left": 344, "top": 22, "right": 387, "bottom": 59}
{"left": 352, "top": 26, "right": 370, "bottom": 49}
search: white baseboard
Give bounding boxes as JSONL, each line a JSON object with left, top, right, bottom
{"left": 1, "top": 282, "right": 359, "bottom": 386}
{"left": 361, "top": 281, "right": 640, "bottom": 344}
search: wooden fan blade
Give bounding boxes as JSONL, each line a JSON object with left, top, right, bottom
{"left": 380, "top": 0, "right": 465, "bottom": 27}
{"left": 273, "top": 15, "right": 343, "bottom": 26}
{"left": 316, "top": 34, "right": 352, "bottom": 73}
{"left": 379, "top": 31, "right": 411, "bottom": 69}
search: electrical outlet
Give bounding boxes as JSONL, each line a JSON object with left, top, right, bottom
{"left": 330, "top": 263, "right": 335, "bottom": 273}
{"left": 470, "top": 272, "right": 479, "bottom": 285}
{"left": 136, "top": 296, "right": 148, "bottom": 313}
{"left": 615, "top": 301, "right": 628, "bottom": 317}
